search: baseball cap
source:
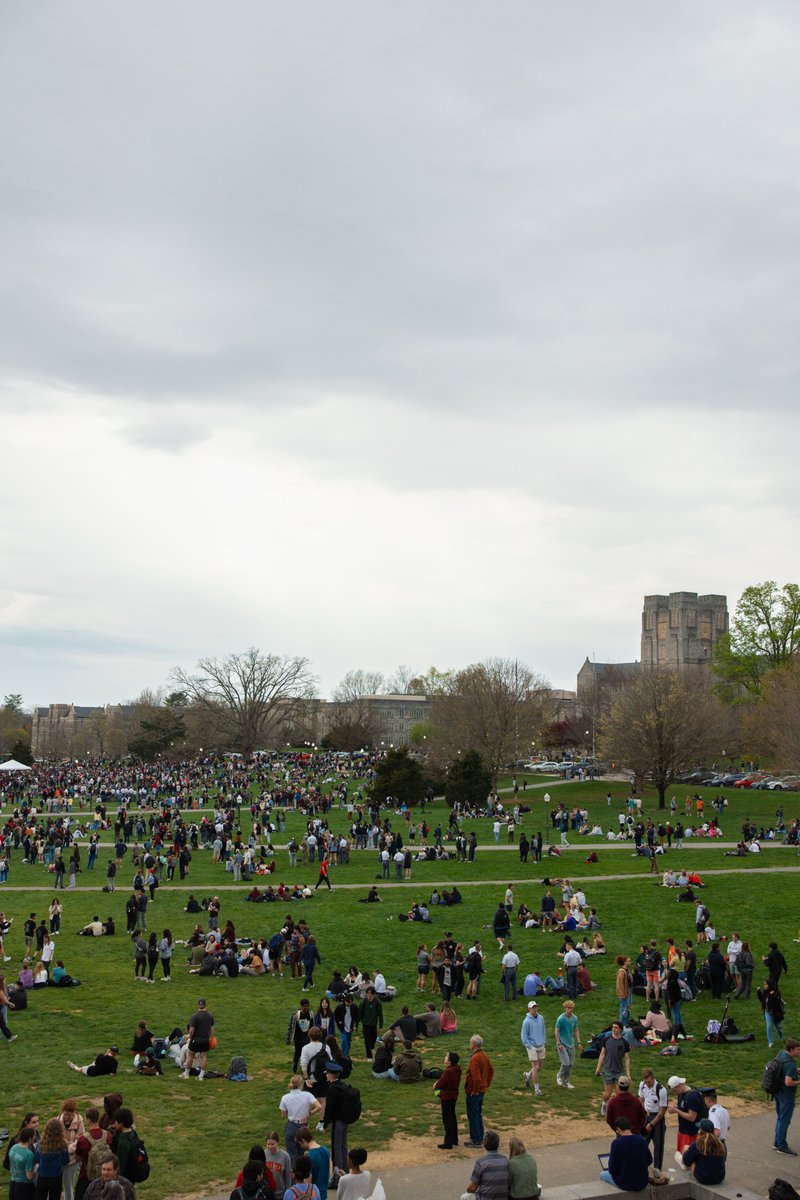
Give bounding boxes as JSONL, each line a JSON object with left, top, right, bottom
{"left": 109, "top": 1046, "right": 120, "bottom": 1054}
{"left": 697, "top": 1119, "right": 715, "bottom": 1133}
{"left": 527, "top": 1000, "right": 538, "bottom": 1009}
{"left": 667, "top": 1075, "right": 686, "bottom": 1088}
{"left": 324, "top": 1060, "right": 343, "bottom": 1073}
{"left": 618, "top": 1075, "right": 631, "bottom": 1088}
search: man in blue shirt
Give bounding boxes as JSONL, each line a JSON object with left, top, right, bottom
{"left": 774, "top": 1038, "right": 800, "bottom": 1155}
{"left": 600, "top": 1117, "right": 652, "bottom": 1191}
{"left": 521, "top": 1000, "right": 546, "bottom": 1096}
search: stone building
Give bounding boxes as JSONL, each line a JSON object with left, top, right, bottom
{"left": 31, "top": 703, "right": 137, "bottom": 759}
{"left": 641, "top": 592, "right": 728, "bottom": 669}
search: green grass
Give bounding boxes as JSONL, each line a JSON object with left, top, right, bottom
{"left": 0, "top": 790, "right": 797, "bottom": 1196}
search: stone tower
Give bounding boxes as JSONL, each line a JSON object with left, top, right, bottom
{"left": 641, "top": 592, "right": 728, "bottom": 669}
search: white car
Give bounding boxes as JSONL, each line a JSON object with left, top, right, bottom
{"left": 528, "top": 761, "right": 562, "bottom": 773}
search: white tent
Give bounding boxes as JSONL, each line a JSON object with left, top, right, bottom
{"left": 0, "top": 759, "right": 32, "bottom": 771}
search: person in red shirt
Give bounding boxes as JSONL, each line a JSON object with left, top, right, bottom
{"left": 436, "top": 1051, "right": 462, "bottom": 1150}
{"left": 606, "top": 1075, "right": 647, "bottom": 1135}
{"left": 314, "top": 856, "right": 331, "bottom": 892}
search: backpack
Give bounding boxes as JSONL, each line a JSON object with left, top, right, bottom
{"left": 336, "top": 1082, "right": 362, "bottom": 1124}
{"left": 125, "top": 1132, "right": 150, "bottom": 1183}
{"left": 769, "top": 1181, "right": 800, "bottom": 1200}
{"left": 311, "top": 1049, "right": 328, "bottom": 1084}
{"left": 87, "top": 1136, "right": 109, "bottom": 1181}
{"left": 268, "top": 932, "right": 284, "bottom": 954}
{"left": 763, "top": 1056, "right": 786, "bottom": 1096}
{"left": 227, "top": 1054, "right": 249, "bottom": 1082}
{"left": 645, "top": 948, "right": 661, "bottom": 972}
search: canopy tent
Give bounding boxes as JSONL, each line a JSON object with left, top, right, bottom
{"left": 0, "top": 759, "right": 32, "bottom": 771}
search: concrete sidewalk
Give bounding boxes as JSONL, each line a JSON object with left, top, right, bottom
{"left": 198, "top": 1110, "right": 797, "bottom": 1200}
{"left": 375, "top": 1110, "right": 797, "bottom": 1197}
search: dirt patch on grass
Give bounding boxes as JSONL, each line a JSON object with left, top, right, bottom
{"left": 370, "top": 1114, "right": 609, "bottom": 1169}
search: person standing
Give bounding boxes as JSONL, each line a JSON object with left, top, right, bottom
{"left": 521, "top": 1000, "right": 546, "bottom": 1096}
{"left": 181, "top": 997, "right": 215, "bottom": 1080}
{"left": 436, "top": 1050, "right": 462, "bottom": 1150}
{"left": 358, "top": 986, "right": 383, "bottom": 1060}
{"left": 301, "top": 936, "right": 322, "bottom": 991}
{"left": 773, "top": 1038, "right": 800, "bottom": 1156}
{"left": 555, "top": 999, "right": 581, "bottom": 1089}
{"left": 638, "top": 1068, "right": 668, "bottom": 1169}
{"left": 667, "top": 1076, "right": 708, "bottom": 1157}
{"left": 705, "top": 1088, "right": 730, "bottom": 1146}
{"left": 279, "top": 1076, "right": 321, "bottom": 1165}
{"left": 684, "top": 941, "right": 697, "bottom": 998}
{"left": 501, "top": 944, "right": 520, "bottom": 1002}
{"left": 596, "top": 1023, "right": 630, "bottom": 1117}
{"left": 606, "top": 1076, "right": 646, "bottom": 1136}
{"left": 614, "top": 957, "right": 632, "bottom": 1025}
{"left": 287, "top": 999, "right": 314, "bottom": 1071}
{"left": 464, "top": 1035, "right": 494, "bottom": 1148}
{"left": 733, "top": 941, "right": 755, "bottom": 1000}
{"left": 563, "top": 943, "right": 582, "bottom": 1001}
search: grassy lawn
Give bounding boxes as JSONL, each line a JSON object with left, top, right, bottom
{"left": 0, "top": 787, "right": 797, "bottom": 1197}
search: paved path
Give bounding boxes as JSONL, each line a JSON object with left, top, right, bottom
{"left": 1, "top": 864, "right": 799, "bottom": 893}
{"left": 198, "top": 1109, "right": 799, "bottom": 1200}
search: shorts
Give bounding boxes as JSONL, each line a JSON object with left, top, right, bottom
{"left": 645, "top": 970, "right": 659, "bottom": 982}
{"left": 602, "top": 1069, "right": 620, "bottom": 1086}
{"left": 418, "top": 965, "right": 430, "bottom": 974}
{"left": 527, "top": 1045, "right": 546, "bottom": 1064}
{"left": 189, "top": 1038, "right": 210, "bottom": 1053}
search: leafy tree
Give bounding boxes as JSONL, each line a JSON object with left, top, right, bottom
{"left": 444, "top": 749, "right": 492, "bottom": 809}
{"left": 8, "top": 738, "right": 33, "bottom": 765}
{"left": 600, "top": 668, "right": 723, "bottom": 808}
{"left": 749, "top": 661, "right": 800, "bottom": 769}
{"left": 173, "top": 649, "right": 317, "bottom": 755}
{"left": 370, "top": 747, "right": 427, "bottom": 807}
{"left": 129, "top": 692, "right": 189, "bottom": 760}
{"left": 713, "top": 581, "right": 800, "bottom": 701}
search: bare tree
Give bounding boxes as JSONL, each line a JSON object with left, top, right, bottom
{"left": 432, "top": 657, "right": 551, "bottom": 784}
{"left": 386, "top": 664, "right": 416, "bottom": 694}
{"left": 600, "top": 668, "right": 723, "bottom": 808}
{"left": 173, "top": 649, "right": 318, "bottom": 754}
{"left": 328, "top": 669, "right": 386, "bottom": 749}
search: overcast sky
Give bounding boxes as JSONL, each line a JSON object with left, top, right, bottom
{"left": 2, "top": 2, "right": 799, "bottom": 708}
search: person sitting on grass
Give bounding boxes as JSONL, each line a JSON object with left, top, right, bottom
{"left": 68, "top": 1046, "right": 120, "bottom": 1076}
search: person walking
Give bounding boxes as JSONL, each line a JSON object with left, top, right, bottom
{"left": 596, "top": 1022, "right": 630, "bottom": 1117}
{"left": 464, "top": 1035, "right": 494, "bottom": 1148}
{"left": 521, "top": 1001, "right": 546, "bottom": 1096}
{"left": 301, "top": 936, "right": 322, "bottom": 991}
{"left": 314, "top": 856, "right": 332, "bottom": 892}
{"left": 773, "top": 1038, "right": 800, "bottom": 1156}
{"left": 759, "top": 978, "right": 786, "bottom": 1048}
{"left": 436, "top": 1050, "right": 462, "bottom": 1150}
{"left": 563, "top": 943, "right": 582, "bottom": 1001}
{"left": 555, "top": 999, "right": 581, "bottom": 1089}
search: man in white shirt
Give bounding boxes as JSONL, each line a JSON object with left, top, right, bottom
{"left": 706, "top": 1089, "right": 730, "bottom": 1143}
{"left": 638, "top": 1067, "right": 668, "bottom": 1168}
{"left": 501, "top": 944, "right": 521, "bottom": 1002}
{"left": 563, "top": 943, "right": 583, "bottom": 1000}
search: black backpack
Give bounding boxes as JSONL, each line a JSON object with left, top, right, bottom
{"left": 311, "top": 1050, "right": 328, "bottom": 1084}
{"left": 337, "top": 1082, "right": 362, "bottom": 1124}
{"left": 763, "top": 1056, "right": 786, "bottom": 1096}
{"left": 770, "top": 1182, "right": 800, "bottom": 1200}
{"left": 125, "top": 1132, "right": 150, "bottom": 1183}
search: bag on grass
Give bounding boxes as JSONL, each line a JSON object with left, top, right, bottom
{"left": 769, "top": 1181, "right": 800, "bottom": 1200}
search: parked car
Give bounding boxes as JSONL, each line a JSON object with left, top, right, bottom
{"left": 734, "top": 773, "right": 766, "bottom": 788}
{"left": 713, "top": 773, "right": 745, "bottom": 787}
{"left": 529, "top": 761, "right": 562, "bottom": 773}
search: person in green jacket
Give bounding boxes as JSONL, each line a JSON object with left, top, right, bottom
{"left": 359, "top": 987, "right": 383, "bottom": 1059}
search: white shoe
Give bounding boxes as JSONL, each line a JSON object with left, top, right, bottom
{"left": 523, "top": 1071, "right": 531, "bottom": 1088}
{"left": 180, "top": 1071, "right": 190, "bottom": 1078}
{"left": 675, "top": 1151, "right": 687, "bottom": 1170}
{"left": 197, "top": 1070, "right": 205, "bottom": 1080}
{"left": 534, "top": 1084, "right": 542, "bottom": 1096}
{"left": 565, "top": 1082, "right": 575, "bottom": 1089}
{"left": 600, "top": 1102, "right": 607, "bottom": 1116}
{"left": 556, "top": 1074, "right": 564, "bottom": 1086}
